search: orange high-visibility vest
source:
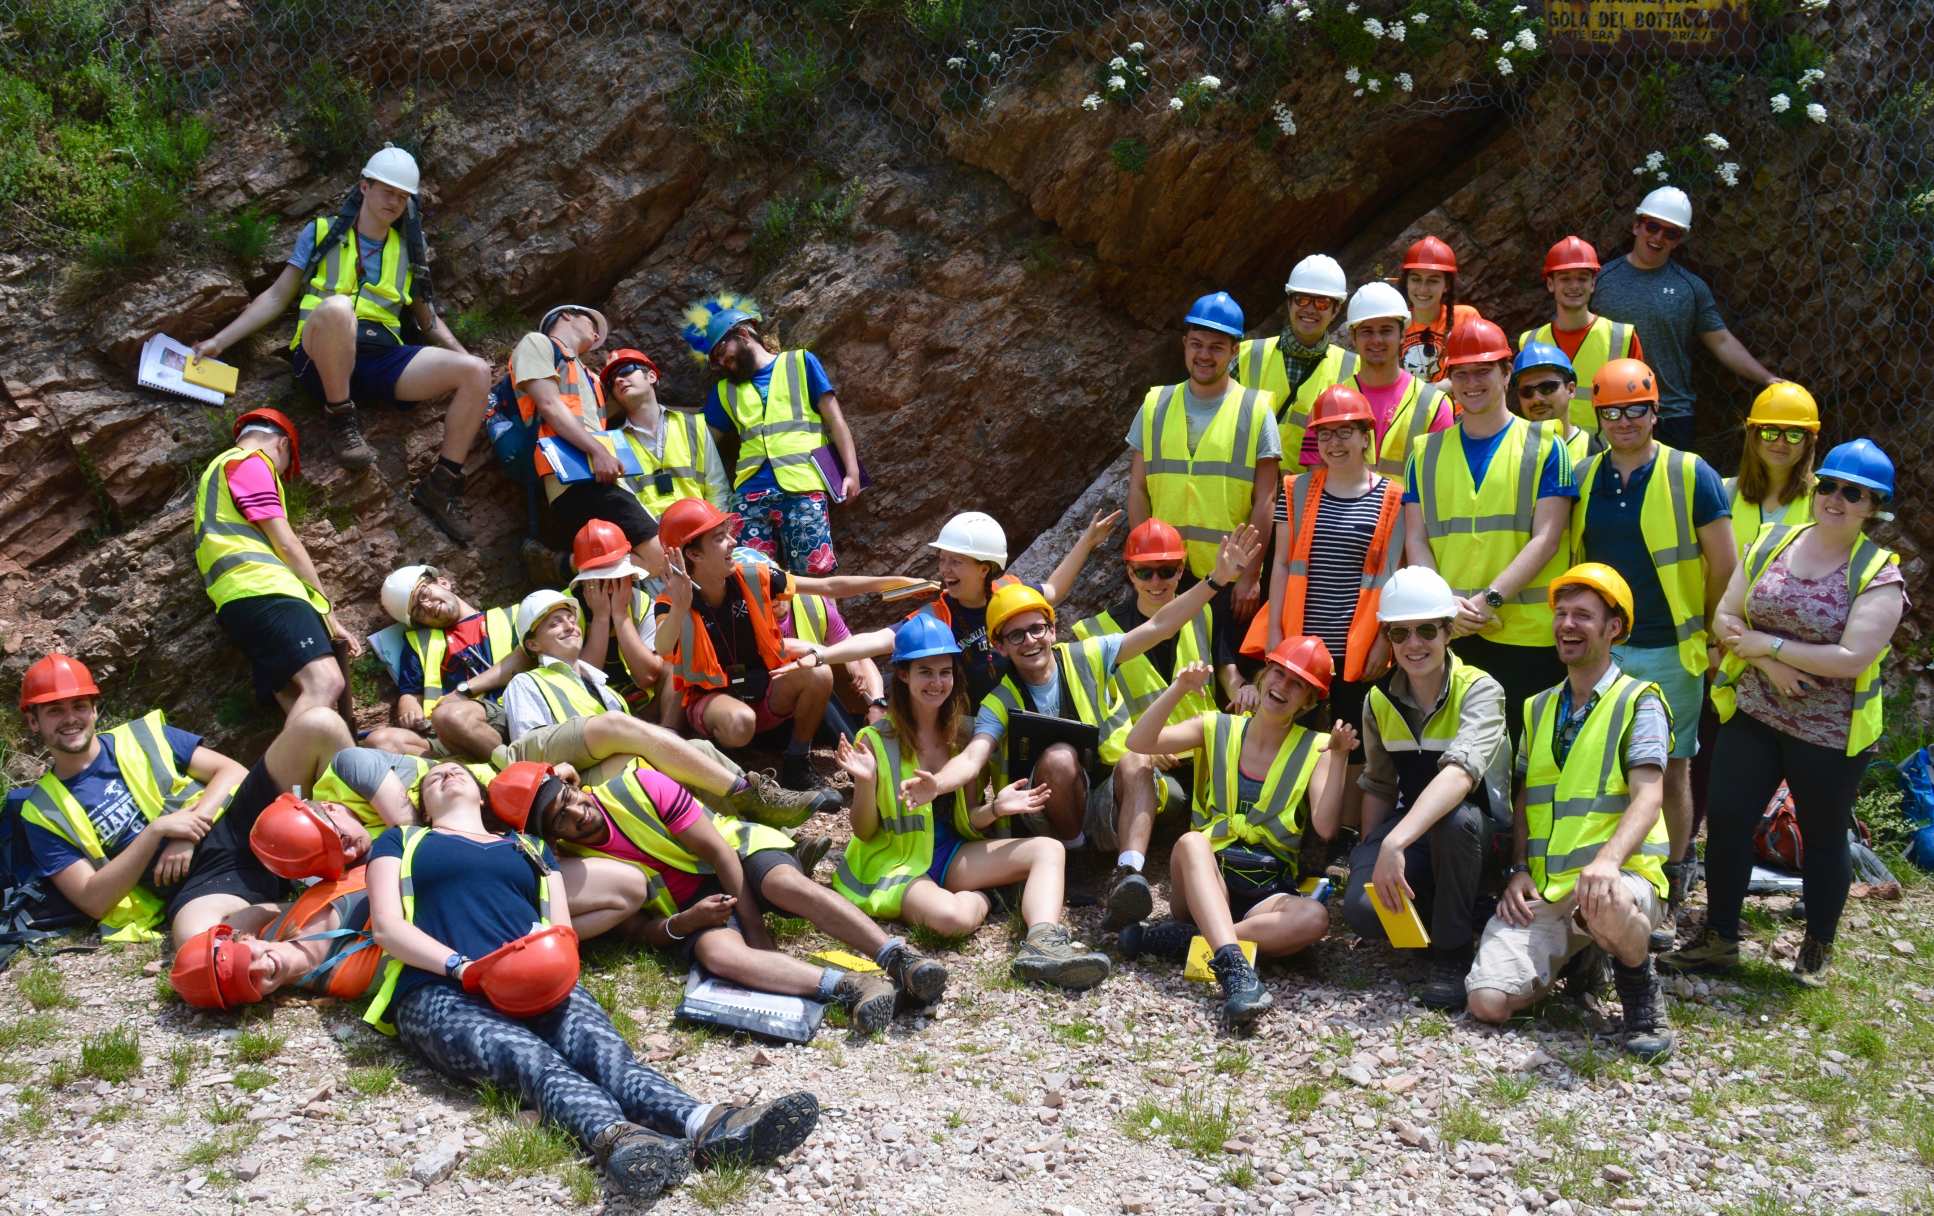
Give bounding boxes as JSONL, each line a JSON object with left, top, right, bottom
{"left": 517, "top": 337, "right": 608, "bottom": 478}
{"left": 262, "top": 868, "right": 384, "bottom": 1000}
{"left": 656, "top": 561, "right": 789, "bottom": 694}
{"left": 1244, "top": 468, "right": 1404, "bottom": 682}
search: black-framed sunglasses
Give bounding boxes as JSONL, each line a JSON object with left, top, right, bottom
{"left": 1000, "top": 621, "right": 1053, "bottom": 646}
{"left": 1756, "top": 426, "right": 1809, "bottom": 446}
{"left": 1517, "top": 378, "right": 1566, "bottom": 398}
{"left": 1596, "top": 403, "right": 1655, "bottom": 423}
{"left": 1639, "top": 218, "right": 1686, "bottom": 242}
{"left": 1815, "top": 478, "right": 1878, "bottom": 505}
{"left": 1129, "top": 564, "right": 1181, "bottom": 581}
{"left": 1384, "top": 622, "right": 1445, "bottom": 644}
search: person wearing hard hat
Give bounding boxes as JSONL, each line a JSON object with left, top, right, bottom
{"left": 170, "top": 866, "right": 384, "bottom": 1010}
{"left": 1666, "top": 439, "right": 1905, "bottom": 989}
{"left": 1342, "top": 567, "right": 1511, "bottom": 1009}
{"left": 601, "top": 346, "right": 730, "bottom": 518}
{"left": 569, "top": 519, "right": 669, "bottom": 711}
{"left": 1724, "top": 383, "right": 1820, "bottom": 554}
{"left": 1517, "top": 236, "right": 1642, "bottom": 438}
{"left": 652, "top": 498, "right": 927, "bottom": 790}
{"left": 698, "top": 304, "right": 860, "bottom": 575}
{"left": 1127, "top": 293, "right": 1282, "bottom": 621}
{"left": 376, "top": 563, "right": 529, "bottom": 758}
{"left": 1508, "top": 342, "right": 1599, "bottom": 468}
{"left": 193, "top": 408, "right": 362, "bottom": 721}
{"left": 1568, "top": 358, "right": 1735, "bottom": 952}
{"left": 728, "top": 546, "right": 885, "bottom": 740}
{"left": 1330, "top": 282, "right": 1453, "bottom": 478}
{"left": 366, "top": 762, "right": 820, "bottom": 1200}
{"left": 1466, "top": 563, "right": 1674, "bottom": 1060}
{"left": 1398, "top": 236, "right": 1485, "bottom": 384}
{"left": 192, "top": 145, "right": 494, "bottom": 543}
{"left": 833, "top": 616, "right": 1112, "bottom": 990}
{"left": 1591, "top": 187, "right": 1780, "bottom": 451}
{"left": 1402, "top": 318, "right": 1576, "bottom": 745}
{"left": 1120, "top": 643, "right": 1357, "bottom": 1026}
{"left": 1233, "top": 254, "right": 1353, "bottom": 463}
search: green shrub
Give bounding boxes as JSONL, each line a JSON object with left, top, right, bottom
{"left": 213, "top": 207, "right": 277, "bottom": 263}
{"left": 284, "top": 62, "right": 374, "bottom": 168}
{"left": 1109, "top": 137, "right": 1148, "bottom": 174}
{"left": 750, "top": 174, "right": 862, "bottom": 274}
{"left": 673, "top": 39, "right": 834, "bottom": 152}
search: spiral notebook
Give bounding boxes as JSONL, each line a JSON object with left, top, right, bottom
{"left": 137, "top": 334, "right": 231, "bottom": 406}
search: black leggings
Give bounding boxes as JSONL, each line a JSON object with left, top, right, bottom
{"left": 1704, "top": 710, "right": 1868, "bottom": 945}
{"left": 395, "top": 983, "right": 698, "bottom": 1149}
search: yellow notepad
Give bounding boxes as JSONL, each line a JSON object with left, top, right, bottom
{"left": 1371, "top": 886, "right": 1432, "bottom": 949}
{"left": 1183, "top": 936, "right": 1258, "bottom": 982}
{"left": 808, "top": 949, "right": 881, "bottom": 974}
{"left": 184, "top": 356, "right": 239, "bottom": 394}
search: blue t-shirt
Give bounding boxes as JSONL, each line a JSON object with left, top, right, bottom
{"left": 1591, "top": 256, "right": 1727, "bottom": 421}
{"left": 702, "top": 351, "right": 835, "bottom": 495}
{"left": 972, "top": 635, "right": 1125, "bottom": 746}
{"left": 1403, "top": 418, "right": 1578, "bottom": 505}
{"left": 22, "top": 726, "right": 202, "bottom": 880}
{"left": 1580, "top": 449, "right": 1729, "bottom": 648}
{"left": 288, "top": 224, "right": 391, "bottom": 290}
{"left": 369, "top": 829, "right": 559, "bottom": 1001}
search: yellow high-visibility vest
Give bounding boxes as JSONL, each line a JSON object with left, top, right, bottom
{"left": 1233, "top": 339, "right": 1354, "bottom": 462}
{"left": 714, "top": 350, "right": 829, "bottom": 493}
{"left": 1140, "top": 381, "right": 1274, "bottom": 577}
{"left": 1572, "top": 444, "right": 1715, "bottom": 678}
{"left": 1520, "top": 673, "right": 1670, "bottom": 902}
{"left": 833, "top": 723, "right": 984, "bottom": 919}
{"left": 192, "top": 446, "right": 330, "bottom": 614}
{"left": 291, "top": 217, "right": 411, "bottom": 348}
{"left": 1191, "top": 712, "right": 1323, "bottom": 865}
{"left": 1517, "top": 317, "right": 1634, "bottom": 434}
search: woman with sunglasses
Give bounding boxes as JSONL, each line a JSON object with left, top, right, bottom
{"left": 1665, "top": 439, "right": 1905, "bottom": 988}
{"left": 1726, "top": 382, "right": 1819, "bottom": 554}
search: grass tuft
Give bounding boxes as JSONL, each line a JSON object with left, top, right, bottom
{"left": 16, "top": 962, "right": 74, "bottom": 1010}
{"left": 233, "top": 1028, "right": 285, "bottom": 1064}
{"left": 78, "top": 1027, "right": 140, "bottom": 1083}
{"left": 689, "top": 1160, "right": 758, "bottom": 1209}
{"left": 1120, "top": 1087, "right": 1238, "bottom": 1158}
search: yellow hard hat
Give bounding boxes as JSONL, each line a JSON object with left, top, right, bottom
{"left": 1746, "top": 382, "right": 1820, "bottom": 432}
{"left": 986, "top": 582, "right": 1055, "bottom": 641}
{"left": 1547, "top": 563, "right": 1635, "bottom": 633}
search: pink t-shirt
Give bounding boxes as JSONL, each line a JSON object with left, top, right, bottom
{"left": 224, "top": 454, "right": 285, "bottom": 522}
{"left": 592, "top": 768, "right": 708, "bottom": 906}
{"left": 1296, "top": 372, "right": 1451, "bottom": 466}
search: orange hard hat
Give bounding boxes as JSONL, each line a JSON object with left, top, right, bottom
{"left": 1543, "top": 235, "right": 1600, "bottom": 275}
{"left": 658, "top": 497, "right": 740, "bottom": 551}
{"left": 19, "top": 653, "right": 100, "bottom": 710}
{"left": 1591, "top": 357, "right": 1659, "bottom": 407}
{"left": 1402, "top": 235, "right": 1458, "bottom": 274}
{"left": 1265, "top": 634, "right": 1333, "bottom": 696}
{"left": 250, "top": 794, "right": 346, "bottom": 881}
{"left": 599, "top": 347, "right": 661, "bottom": 396}
{"left": 170, "top": 924, "right": 264, "bottom": 1010}
{"left": 463, "top": 924, "right": 581, "bottom": 1018}
{"left": 1310, "top": 385, "right": 1375, "bottom": 429}
{"left": 1442, "top": 318, "right": 1513, "bottom": 368}
{"left": 1124, "top": 519, "right": 1185, "bottom": 564}
{"left": 572, "top": 519, "right": 631, "bottom": 574}
{"left": 234, "top": 407, "right": 302, "bottom": 480}
{"left": 488, "top": 762, "right": 563, "bottom": 836}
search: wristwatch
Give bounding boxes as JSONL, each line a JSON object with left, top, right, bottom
{"left": 1504, "top": 863, "right": 1529, "bottom": 879}
{"left": 443, "top": 951, "right": 468, "bottom": 978}
{"left": 1770, "top": 637, "right": 1785, "bottom": 656}
{"left": 869, "top": 696, "right": 890, "bottom": 711}
{"left": 453, "top": 680, "right": 474, "bottom": 698}
{"left": 1483, "top": 587, "right": 1507, "bottom": 610}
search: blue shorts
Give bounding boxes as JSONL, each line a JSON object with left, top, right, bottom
{"left": 1612, "top": 643, "right": 1702, "bottom": 759}
{"left": 926, "top": 819, "right": 964, "bottom": 887}
{"left": 292, "top": 339, "right": 424, "bottom": 408}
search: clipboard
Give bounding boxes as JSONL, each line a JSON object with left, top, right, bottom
{"left": 1005, "top": 711, "right": 1099, "bottom": 780}
{"left": 538, "top": 430, "right": 645, "bottom": 483}
{"left": 1184, "top": 936, "right": 1257, "bottom": 982}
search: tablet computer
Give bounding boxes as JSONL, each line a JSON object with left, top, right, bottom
{"left": 1006, "top": 711, "right": 1101, "bottom": 778}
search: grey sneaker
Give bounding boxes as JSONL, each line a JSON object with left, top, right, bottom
{"left": 1102, "top": 865, "right": 1154, "bottom": 931}
{"left": 833, "top": 970, "right": 897, "bottom": 1033}
{"left": 1208, "top": 944, "right": 1273, "bottom": 1026}
{"left": 1011, "top": 924, "right": 1111, "bottom": 991}
{"left": 728, "top": 769, "right": 841, "bottom": 829}
{"left": 1793, "top": 935, "right": 1833, "bottom": 989}
{"left": 692, "top": 1092, "right": 819, "bottom": 1168}
{"left": 322, "top": 400, "right": 376, "bottom": 470}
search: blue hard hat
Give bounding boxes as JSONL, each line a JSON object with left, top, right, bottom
{"left": 704, "top": 307, "right": 758, "bottom": 351}
{"left": 891, "top": 612, "right": 962, "bottom": 663}
{"left": 1184, "top": 292, "right": 1245, "bottom": 338}
{"left": 1817, "top": 438, "right": 1895, "bottom": 497}
{"left": 1512, "top": 341, "right": 1576, "bottom": 382}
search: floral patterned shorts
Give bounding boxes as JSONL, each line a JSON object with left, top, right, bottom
{"left": 731, "top": 487, "right": 837, "bottom": 575}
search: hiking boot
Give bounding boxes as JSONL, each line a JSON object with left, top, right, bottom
{"left": 1793, "top": 935, "right": 1833, "bottom": 989}
{"left": 1102, "top": 865, "right": 1154, "bottom": 931}
{"left": 1556, "top": 943, "right": 1609, "bottom": 1001}
{"left": 409, "top": 462, "right": 473, "bottom": 545}
{"left": 592, "top": 1122, "right": 691, "bottom": 1199}
{"left": 521, "top": 537, "right": 569, "bottom": 586}
{"left": 881, "top": 941, "right": 948, "bottom": 1005}
{"left": 1612, "top": 957, "right": 1674, "bottom": 1061}
{"left": 727, "top": 769, "right": 841, "bottom": 829}
{"left": 1011, "top": 923, "right": 1112, "bottom": 991}
{"left": 1418, "top": 947, "right": 1471, "bottom": 1010}
{"left": 780, "top": 753, "right": 822, "bottom": 794}
{"left": 1117, "top": 918, "right": 1196, "bottom": 963}
{"left": 692, "top": 1091, "right": 819, "bottom": 1168}
{"left": 1208, "top": 944, "right": 1273, "bottom": 1026}
{"left": 1659, "top": 928, "right": 1741, "bottom": 976}
{"left": 791, "top": 833, "right": 833, "bottom": 877}
{"left": 1651, "top": 859, "right": 1695, "bottom": 952}
{"left": 322, "top": 400, "right": 376, "bottom": 470}
{"left": 833, "top": 970, "right": 898, "bottom": 1033}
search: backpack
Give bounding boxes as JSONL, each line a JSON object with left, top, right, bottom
{"left": 482, "top": 339, "right": 570, "bottom": 543}
{"left": 1753, "top": 784, "right": 1804, "bottom": 869}
{"left": 0, "top": 790, "right": 88, "bottom": 972}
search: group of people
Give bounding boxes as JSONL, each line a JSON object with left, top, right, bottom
{"left": 7, "top": 146, "right": 1907, "bottom": 1199}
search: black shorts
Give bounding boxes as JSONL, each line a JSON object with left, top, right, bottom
{"left": 291, "top": 333, "right": 424, "bottom": 409}
{"left": 216, "top": 594, "right": 335, "bottom": 705}
{"left": 548, "top": 481, "right": 658, "bottom": 549}
{"left": 164, "top": 759, "right": 289, "bottom": 921}
{"left": 671, "top": 849, "right": 803, "bottom": 963}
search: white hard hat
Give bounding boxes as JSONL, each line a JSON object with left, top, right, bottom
{"left": 381, "top": 565, "right": 436, "bottom": 626}
{"left": 1346, "top": 281, "right": 1411, "bottom": 329}
{"left": 361, "top": 144, "right": 420, "bottom": 195}
{"left": 1635, "top": 185, "right": 1693, "bottom": 232}
{"left": 1284, "top": 254, "right": 1348, "bottom": 301}
{"left": 516, "top": 589, "right": 580, "bottom": 642}
{"left": 570, "top": 556, "right": 646, "bottom": 586}
{"left": 929, "top": 511, "right": 1008, "bottom": 567}
{"left": 1377, "top": 567, "right": 1459, "bottom": 623}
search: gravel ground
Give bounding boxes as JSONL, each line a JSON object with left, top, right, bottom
{"left": 2, "top": 817, "right": 1931, "bottom": 1216}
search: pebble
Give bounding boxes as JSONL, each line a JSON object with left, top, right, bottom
{"left": 409, "top": 1138, "right": 463, "bottom": 1186}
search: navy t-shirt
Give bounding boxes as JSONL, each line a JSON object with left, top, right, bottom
{"left": 702, "top": 351, "right": 835, "bottom": 495}
{"left": 1580, "top": 450, "right": 1729, "bottom": 648}
{"left": 370, "top": 829, "right": 559, "bottom": 1001}
{"left": 22, "top": 726, "right": 202, "bottom": 880}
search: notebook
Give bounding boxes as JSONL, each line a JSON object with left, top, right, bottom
{"left": 1370, "top": 884, "right": 1431, "bottom": 949}
{"left": 675, "top": 968, "right": 825, "bottom": 1044}
{"left": 1183, "top": 936, "right": 1258, "bottom": 982}
{"left": 537, "top": 431, "right": 645, "bottom": 483}
{"left": 808, "top": 949, "right": 881, "bottom": 974}
{"left": 184, "top": 356, "right": 239, "bottom": 394}
{"left": 137, "top": 333, "right": 229, "bottom": 405}
{"left": 811, "top": 446, "right": 873, "bottom": 503}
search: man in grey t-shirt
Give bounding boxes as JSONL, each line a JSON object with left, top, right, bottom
{"left": 1591, "top": 187, "right": 1778, "bottom": 452}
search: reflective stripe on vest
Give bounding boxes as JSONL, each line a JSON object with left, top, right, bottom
{"left": 982, "top": 638, "right": 1131, "bottom": 783}
{"left": 622, "top": 410, "right": 715, "bottom": 518}
{"left": 527, "top": 662, "right": 613, "bottom": 725}
{"left": 1275, "top": 468, "right": 1405, "bottom": 682}
{"left": 193, "top": 446, "right": 329, "bottom": 613}
{"left": 1365, "top": 654, "right": 1506, "bottom": 814}
{"left": 1192, "top": 713, "right": 1321, "bottom": 863}
{"left": 1521, "top": 675, "right": 1670, "bottom": 901}
{"left": 657, "top": 563, "right": 789, "bottom": 693}
{"left": 1234, "top": 338, "right": 1354, "bottom": 462}
{"left": 1075, "top": 607, "right": 1216, "bottom": 756}
{"left": 521, "top": 340, "right": 609, "bottom": 477}
{"left": 291, "top": 217, "right": 411, "bottom": 349}
{"left": 717, "top": 350, "right": 829, "bottom": 492}
{"left": 791, "top": 594, "right": 832, "bottom": 646}
{"left": 1722, "top": 478, "right": 1812, "bottom": 559}
{"left": 405, "top": 608, "right": 516, "bottom": 713}
{"left": 1519, "top": 317, "right": 1632, "bottom": 432}
{"left": 1348, "top": 373, "right": 1444, "bottom": 480}
{"left": 313, "top": 753, "right": 432, "bottom": 833}
{"left": 1141, "top": 382, "right": 1273, "bottom": 577}
{"left": 833, "top": 725, "right": 976, "bottom": 919}
{"left": 1572, "top": 444, "right": 1712, "bottom": 677}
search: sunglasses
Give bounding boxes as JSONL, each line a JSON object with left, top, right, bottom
{"left": 1596, "top": 403, "right": 1655, "bottom": 423}
{"left": 1290, "top": 293, "right": 1337, "bottom": 310}
{"left": 1129, "top": 564, "right": 1181, "bottom": 581}
{"left": 1756, "top": 426, "right": 1809, "bottom": 446}
{"left": 1517, "top": 378, "right": 1566, "bottom": 398}
{"left": 1384, "top": 622, "right": 1445, "bottom": 643}
{"left": 1639, "top": 218, "right": 1686, "bottom": 242}
{"left": 1815, "top": 478, "right": 1878, "bottom": 505}
{"left": 1000, "top": 621, "right": 1053, "bottom": 646}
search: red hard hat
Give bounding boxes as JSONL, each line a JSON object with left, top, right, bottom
{"left": 488, "top": 762, "right": 563, "bottom": 836}
{"left": 250, "top": 794, "right": 346, "bottom": 881}
{"left": 659, "top": 497, "right": 740, "bottom": 550}
{"left": 1124, "top": 519, "right": 1186, "bottom": 564}
{"left": 599, "top": 347, "right": 661, "bottom": 396}
{"left": 1442, "top": 318, "right": 1513, "bottom": 368}
{"left": 234, "top": 407, "right": 302, "bottom": 480}
{"left": 1265, "top": 635, "right": 1334, "bottom": 696}
{"left": 19, "top": 653, "right": 101, "bottom": 710}
{"left": 463, "top": 924, "right": 581, "bottom": 1018}
{"left": 1402, "top": 236, "right": 1458, "bottom": 274}
{"left": 1310, "top": 385, "right": 1375, "bottom": 429}
{"left": 572, "top": 519, "right": 631, "bottom": 574}
{"left": 170, "top": 924, "right": 265, "bottom": 1010}
{"left": 1542, "top": 235, "right": 1600, "bottom": 275}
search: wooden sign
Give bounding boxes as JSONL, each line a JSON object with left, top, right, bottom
{"left": 1546, "top": 0, "right": 1755, "bottom": 55}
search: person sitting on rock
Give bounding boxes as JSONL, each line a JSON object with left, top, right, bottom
{"left": 374, "top": 563, "right": 530, "bottom": 760}
{"left": 651, "top": 498, "right": 928, "bottom": 790}
{"left": 602, "top": 347, "right": 730, "bottom": 518}
{"left": 191, "top": 145, "right": 494, "bottom": 543}
{"left": 1120, "top": 646, "right": 1354, "bottom": 1027}
{"left": 1234, "top": 253, "right": 1354, "bottom": 468}
{"left": 833, "top": 615, "right": 1111, "bottom": 992}
{"left": 364, "top": 763, "right": 819, "bottom": 1202}
{"left": 192, "top": 407, "right": 362, "bottom": 722}
{"left": 490, "top": 761, "right": 928, "bottom": 1033}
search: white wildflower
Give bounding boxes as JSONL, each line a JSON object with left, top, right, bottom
{"left": 1364, "top": 16, "right": 1385, "bottom": 37}
{"left": 1656, "top": 169, "right": 1670, "bottom": 181}
{"left": 1345, "top": 66, "right": 1361, "bottom": 83}
{"left": 1410, "top": 10, "right": 1428, "bottom": 23}
{"left": 1109, "top": 56, "right": 1127, "bottom": 70}
{"left": 1770, "top": 92, "right": 1791, "bottom": 113}
{"left": 1511, "top": 3, "right": 1527, "bottom": 12}
{"left": 1798, "top": 0, "right": 1827, "bottom": 10}
{"left": 1515, "top": 28, "right": 1536, "bottom": 50}
{"left": 1353, "top": 87, "right": 1365, "bottom": 97}
{"left": 988, "top": 51, "right": 1001, "bottom": 64}
{"left": 1268, "top": 0, "right": 1289, "bottom": 19}
{"left": 1081, "top": 93, "right": 1102, "bottom": 111}
{"left": 1471, "top": 26, "right": 1488, "bottom": 40}
{"left": 1633, "top": 165, "right": 1645, "bottom": 175}
{"left": 1272, "top": 101, "right": 1297, "bottom": 135}
{"left": 1297, "top": 6, "right": 1312, "bottom": 19}
{"left": 1137, "top": 64, "right": 1149, "bottom": 76}
{"left": 1199, "top": 74, "right": 1221, "bottom": 89}
{"left": 1798, "top": 67, "right": 1825, "bottom": 87}
{"left": 1496, "top": 55, "right": 1513, "bottom": 76}
{"left": 1367, "top": 75, "right": 1382, "bottom": 92}
{"left": 1169, "top": 96, "right": 1185, "bottom": 111}
{"left": 1806, "top": 101, "right": 1827, "bottom": 122}
{"left": 1107, "top": 74, "right": 1127, "bottom": 91}
{"left": 1390, "top": 22, "right": 1406, "bottom": 42}
{"left": 1716, "top": 161, "right": 1740, "bottom": 187}
{"left": 1703, "top": 132, "right": 1729, "bottom": 152}
{"left": 965, "top": 38, "right": 978, "bottom": 48}
{"left": 1128, "top": 41, "right": 1145, "bottom": 52}
{"left": 1345, "top": 1, "right": 1357, "bottom": 10}
{"left": 1397, "top": 71, "right": 1414, "bottom": 92}
{"left": 1644, "top": 149, "right": 1666, "bottom": 169}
